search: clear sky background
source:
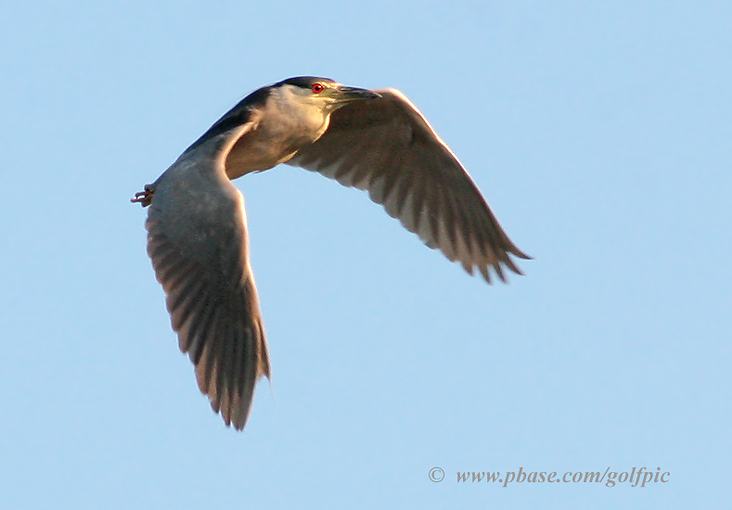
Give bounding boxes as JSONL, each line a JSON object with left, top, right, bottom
{"left": 1, "top": 1, "right": 729, "bottom": 508}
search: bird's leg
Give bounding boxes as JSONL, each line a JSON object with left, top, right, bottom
{"left": 131, "top": 184, "right": 155, "bottom": 207}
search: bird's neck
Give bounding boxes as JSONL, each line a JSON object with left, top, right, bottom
{"left": 223, "top": 90, "right": 331, "bottom": 179}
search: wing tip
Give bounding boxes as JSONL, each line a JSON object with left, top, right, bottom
{"left": 469, "top": 249, "right": 532, "bottom": 285}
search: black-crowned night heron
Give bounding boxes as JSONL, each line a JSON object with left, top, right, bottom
{"left": 133, "top": 76, "right": 530, "bottom": 430}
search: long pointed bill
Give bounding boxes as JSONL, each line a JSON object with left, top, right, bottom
{"left": 335, "top": 86, "right": 381, "bottom": 103}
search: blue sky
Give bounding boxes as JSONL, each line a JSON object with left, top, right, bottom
{"left": 1, "top": 1, "right": 730, "bottom": 508}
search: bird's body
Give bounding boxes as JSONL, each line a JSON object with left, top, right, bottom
{"left": 133, "top": 77, "right": 529, "bottom": 430}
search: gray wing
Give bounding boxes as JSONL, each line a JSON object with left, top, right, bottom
{"left": 144, "top": 131, "right": 269, "bottom": 430}
{"left": 287, "top": 89, "right": 529, "bottom": 282}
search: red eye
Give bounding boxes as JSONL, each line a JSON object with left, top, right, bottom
{"left": 311, "top": 83, "right": 325, "bottom": 94}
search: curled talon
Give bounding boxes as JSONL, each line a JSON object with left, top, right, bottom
{"left": 131, "top": 184, "right": 154, "bottom": 207}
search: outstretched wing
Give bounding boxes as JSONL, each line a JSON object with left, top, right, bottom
{"left": 144, "top": 127, "right": 270, "bottom": 430}
{"left": 287, "top": 89, "right": 529, "bottom": 282}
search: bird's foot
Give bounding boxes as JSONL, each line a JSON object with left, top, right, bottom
{"left": 131, "top": 184, "right": 155, "bottom": 207}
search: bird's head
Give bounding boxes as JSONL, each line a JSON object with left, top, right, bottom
{"left": 275, "top": 76, "right": 380, "bottom": 113}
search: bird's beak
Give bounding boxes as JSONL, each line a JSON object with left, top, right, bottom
{"left": 335, "top": 86, "right": 381, "bottom": 103}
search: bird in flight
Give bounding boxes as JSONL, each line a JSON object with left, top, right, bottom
{"left": 132, "top": 77, "right": 529, "bottom": 430}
